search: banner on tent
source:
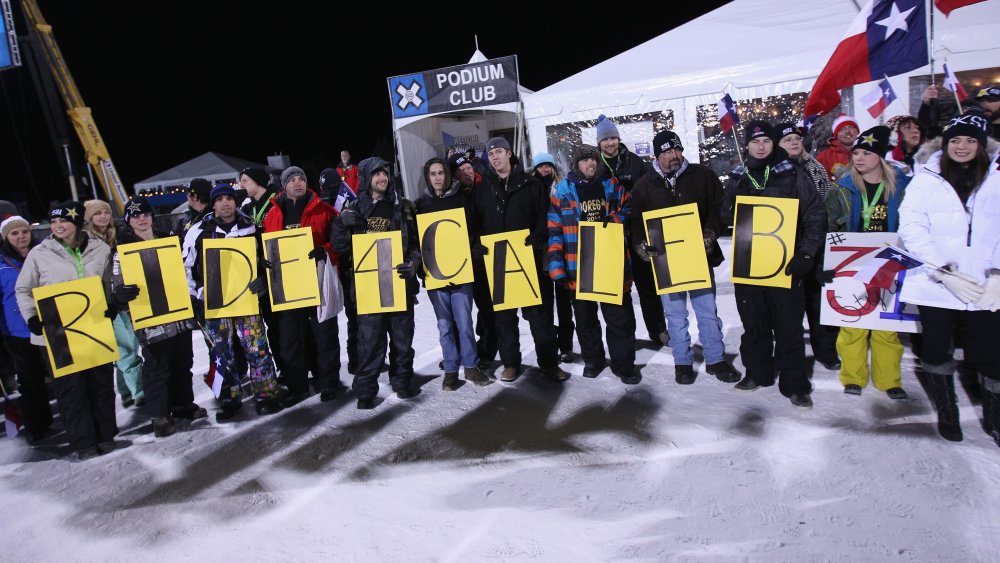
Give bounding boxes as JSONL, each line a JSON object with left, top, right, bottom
{"left": 819, "top": 232, "right": 921, "bottom": 332}
{"left": 441, "top": 120, "right": 489, "bottom": 152}
{"left": 388, "top": 56, "right": 519, "bottom": 119}
{"left": 202, "top": 238, "right": 260, "bottom": 319}
{"left": 33, "top": 276, "right": 119, "bottom": 377}
{"left": 731, "top": 196, "right": 798, "bottom": 288}
{"left": 117, "top": 238, "right": 193, "bottom": 330}
{"left": 481, "top": 229, "right": 541, "bottom": 311}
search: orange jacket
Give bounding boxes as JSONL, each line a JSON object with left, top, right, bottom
{"left": 816, "top": 138, "right": 852, "bottom": 181}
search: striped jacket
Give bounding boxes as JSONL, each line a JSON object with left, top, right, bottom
{"left": 546, "top": 173, "right": 632, "bottom": 290}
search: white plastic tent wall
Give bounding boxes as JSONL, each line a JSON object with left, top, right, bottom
{"left": 522, "top": 0, "right": 1000, "bottom": 166}
{"left": 133, "top": 151, "right": 271, "bottom": 192}
{"left": 391, "top": 50, "right": 532, "bottom": 201}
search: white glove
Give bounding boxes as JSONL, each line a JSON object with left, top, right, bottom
{"left": 932, "top": 268, "right": 984, "bottom": 304}
{"left": 975, "top": 274, "right": 1000, "bottom": 312}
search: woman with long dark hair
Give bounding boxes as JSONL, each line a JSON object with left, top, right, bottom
{"left": 899, "top": 114, "right": 1000, "bottom": 445}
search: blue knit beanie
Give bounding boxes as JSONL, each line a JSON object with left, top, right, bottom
{"left": 532, "top": 152, "right": 556, "bottom": 170}
{"left": 210, "top": 183, "right": 236, "bottom": 204}
{"left": 595, "top": 114, "right": 620, "bottom": 143}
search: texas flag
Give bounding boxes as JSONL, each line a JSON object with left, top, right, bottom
{"left": 333, "top": 181, "right": 357, "bottom": 214}
{"left": 943, "top": 63, "right": 968, "bottom": 102}
{"left": 935, "top": 0, "right": 986, "bottom": 16}
{"left": 804, "top": 0, "right": 928, "bottom": 118}
{"left": 853, "top": 246, "right": 924, "bottom": 289}
{"left": 718, "top": 94, "right": 739, "bottom": 134}
{"left": 204, "top": 353, "right": 225, "bottom": 399}
{"left": 861, "top": 78, "right": 898, "bottom": 118}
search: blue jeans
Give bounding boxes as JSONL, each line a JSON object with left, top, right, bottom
{"left": 660, "top": 278, "right": 726, "bottom": 366}
{"left": 428, "top": 284, "right": 479, "bottom": 372}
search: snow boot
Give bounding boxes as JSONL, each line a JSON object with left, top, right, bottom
{"left": 97, "top": 440, "right": 117, "bottom": 455}
{"left": 357, "top": 397, "right": 375, "bottom": 410}
{"left": 542, "top": 366, "right": 570, "bottom": 382}
{"left": 500, "top": 366, "right": 520, "bottom": 382}
{"left": 463, "top": 366, "right": 493, "bottom": 386}
{"left": 790, "top": 393, "right": 813, "bottom": 409}
{"left": 734, "top": 375, "right": 760, "bottom": 391}
{"left": 885, "top": 387, "right": 908, "bottom": 400}
{"left": 152, "top": 416, "right": 176, "bottom": 438}
{"left": 215, "top": 398, "right": 243, "bottom": 422}
{"left": 442, "top": 372, "right": 460, "bottom": 391}
{"left": 171, "top": 403, "right": 208, "bottom": 420}
{"left": 618, "top": 368, "right": 642, "bottom": 385}
{"left": 844, "top": 384, "right": 863, "bottom": 395}
{"left": 583, "top": 361, "right": 607, "bottom": 379}
{"left": 706, "top": 361, "right": 740, "bottom": 383}
{"left": 255, "top": 396, "right": 283, "bottom": 416}
{"left": 930, "top": 374, "right": 963, "bottom": 442}
{"left": 982, "top": 383, "right": 1000, "bottom": 448}
{"left": 76, "top": 446, "right": 99, "bottom": 461}
{"left": 675, "top": 365, "right": 696, "bottom": 385}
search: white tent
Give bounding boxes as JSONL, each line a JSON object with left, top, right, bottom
{"left": 391, "top": 50, "right": 532, "bottom": 200}
{"left": 133, "top": 151, "right": 273, "bottom": 192}
{"left": 523, "top": 0, "right": 1000, "bottom": 167}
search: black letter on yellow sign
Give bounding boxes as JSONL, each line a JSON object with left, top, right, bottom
{"left": 123, "top": 243, "right": 186, "bottom": 324}
{"left": 355, "top": 238, "right": 395, "bottom": 308}
{"left": 422, "top": 218, "right": 467, "bottom": 280}
{"left": 646, "top": 211, "right": 707, "bottom": 290}
{"left": 577, "top": 225, "right": 615, "bottom": 296}
{"left": 491, "top": 240, "right": 538, "bottom": 304}
{"left": 264, "top": 234, "right": 311, "bottom": 307}
{"left": 733, "top": 203, "right": 786, "bottom": 279}
{"left": 205, "top": 247, "right": 253, "bottom": 310}
{"left": 37, "top": 292, "right": 114, "bottom": 370}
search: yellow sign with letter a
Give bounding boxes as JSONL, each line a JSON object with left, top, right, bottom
{"left": 202, "top": 237, "right": 260, "bottom": 319}
{"left": 730, "top": 195, "right": 799, "bottom": 288}
{"left": 481, "top": 229, "right": 541, "bottom": 311}
{"left": 262, "top": 227, "right": 321, "bottom": 312}
{"left": 641, "top": 204, "right": 712, "bottom": 295}
{"left": 416, "top": 208, "right": 474, "bottom": 290}
{"left": 574, "top": 221, "right": 625, "bottom": 304}
{"left": 352, "top": 231, "right": 407, "bottom": 314}
{"left": 33, "top": 276, "right": 119, "bottom": 377}
{"left": 117, "top": 237, "right": 193, "bottom": 330}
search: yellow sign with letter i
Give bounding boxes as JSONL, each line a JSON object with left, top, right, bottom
{"left": 730, "top": 195, "right": 798, "bottom": 288}
{"left": 33, "top": 276, "right": 120, "bottom": 377}
{"left": 117, "top": 237, "right": 193, "bottom": 330}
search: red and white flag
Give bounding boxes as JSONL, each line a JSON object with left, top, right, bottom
{"left": 718, "top": 94, "right": 739, "bottom": 134}
{"left": 935, "top": 0, "right": 986, "bottom": 16}
{"left": 861, "top": 78, "right": 898, "bottom": 118}
{"left": 853, "top": 246, "right": 924, "bottom": 289}
{"left": 943, "top": 63, "right": 968, "bottom": 102}
{"left": 4, "top": 401, "right": 22, "bottom": 438}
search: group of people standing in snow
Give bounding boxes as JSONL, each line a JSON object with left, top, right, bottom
{"left": 3, "top": 85, "right": 1000, "bottom": 460}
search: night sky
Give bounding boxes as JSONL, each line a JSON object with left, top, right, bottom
{"left": 1, "top": 1, "right": 729, "bottom": 216}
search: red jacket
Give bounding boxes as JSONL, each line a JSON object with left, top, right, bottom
{"left": 337, "top": 163, "right": 359, "bottom": 192}
{"left": 816, "top": 138, "right": 852, "bottom": 181}
{"left": 262, "top": 190, "right": 338, "bottom": 264}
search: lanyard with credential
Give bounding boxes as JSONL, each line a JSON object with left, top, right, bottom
{"left": 745, "top": 166, "right": 770, "bottom": 190}
{"left": 251, "top": 200, "right": 272, "bottom": 226}
{"left": 860, "top": 182, "right": 884, "bottom": 231}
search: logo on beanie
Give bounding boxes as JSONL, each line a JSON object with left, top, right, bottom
{"left": 754, "top": 127, "right": 763, "bottom": 135}
{"left": 859, "top": 133, "right": 876, "bottom": 147}
{"left": 780, "top": 127, "right": 795, "bottom": 138}
{"left": 127, "top": 200, "right": 143, "bottom": 215}
{"left": 945, "top": 113, "right": 988, "bottom": 132}
{"left": 66, "top": 207, "right": 78, "bottom": 219}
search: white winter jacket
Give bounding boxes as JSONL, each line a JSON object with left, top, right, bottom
{"left": 898, "top": 153, "right": 1000, "bottom": 310}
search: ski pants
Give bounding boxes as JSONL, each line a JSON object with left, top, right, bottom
{"left": 204, "top": 316, "right": 279, "bottom": 400}
{"left": 141, "top": 330, "right": 195, "bottom": 419}
{"left": 113, "top": 312, "right": 144, "bottom": 401}
{"left": 4, "top": 336, "right": 52, "bottom": 434}
{"left": 836, "top": 328, "right": 903, "bottom": 390}
{"left": 53, "top": 363, "right": 117, "bottom": 452}
{"left": 734, "top": 283, "right": 811, "bottom": 397}
{"left": 279, "top": 307, "right": 341, "bottom": 394}
{"left": 572, "top": 293, "right": 637, "bottom": 376}
{"left": 354, "top": 304, "right": 415, "bottom": 399}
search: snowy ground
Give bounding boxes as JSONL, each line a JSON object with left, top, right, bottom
{"left": 2, "top": 257, "right": 1000, "bottom": 562}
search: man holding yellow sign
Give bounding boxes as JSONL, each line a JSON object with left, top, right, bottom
{"left": 723, "top": 121, "right": 826, "bottom": 408}
{"left": 547, "top": 145, "right": 639, "bottom": 384}
{"left": 631, "top": 130, "right": 739, "bottom": 385}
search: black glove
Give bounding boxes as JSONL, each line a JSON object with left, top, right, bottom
{"left": 817, "top": 269, "right": 836, "bottom": 285}
{"left": 702, "top": 229, "right": 717, "bottom": 250}
{"left": 27, "top": 315, "right": 43, "bottom": 336}
{"left": 635, "top": 240, "right": 659, "bottom": 261}
{"left": 339, "top": 208, "right": 363, "bottom": 228}
{"left": 308, "top": 247, "right": 327, "bottom": 263}
{"left": 471, "top": 243, "right": 489, "bottom": 259}
{"left": 784, "top": 253, "right": 815, "bottom": 278}
{"left": 261, "top": 259, "right": 273, "bottom": 270}
{"left": 248, "top": 277, "right": 267, "bottom": 295}
{"left": 104, "top": 308, "right": 118, "bottom": 319}
{"left": 395, "top": 261, "right": 416, "bottom": 279}
{"left": 602, "top": 214, "right": 613, "bottom": 227}
{"left": 524, "top": 233, "right": 539, "bottom": 247}
{"left": 191, "top": 297, "right": 205, "bottom": 323}
{"left": 110, "top": 284, "right": 140, "bottom": 307}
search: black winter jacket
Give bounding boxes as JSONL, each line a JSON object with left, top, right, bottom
{"left": 471, "top": 166, "right": 549, "bottom": 257}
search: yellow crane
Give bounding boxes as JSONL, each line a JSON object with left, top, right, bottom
{"left": 19, "top": 0, "right": 129, "bottom": 214}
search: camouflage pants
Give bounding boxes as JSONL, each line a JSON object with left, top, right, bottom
{"left": 204, "top": 316, "right": 279, "bottom": 400}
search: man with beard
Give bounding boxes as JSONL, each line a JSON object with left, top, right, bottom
{"left": 331, "top": 157, "right": 421, "bottom": 409}
{"left": 593, "top": 115, "right": 667, "bottom": 348}
{"left": 723, "top": 121, "right": 826, "bottom": 408}
{"left": 547, "top": 145, "right": 639, "bottom": 383}
{"left": 631, "top": 130, "right": 739, "bottom": 385}
{"left": 470, "top": 137, "right": 568, "bottom": 383}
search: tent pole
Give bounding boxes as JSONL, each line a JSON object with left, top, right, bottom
{"left": 731, "top": 129, "right": 745, "bottom": 169}
{"left": 928, "top": 0, "right": 936, "bottom": 86}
